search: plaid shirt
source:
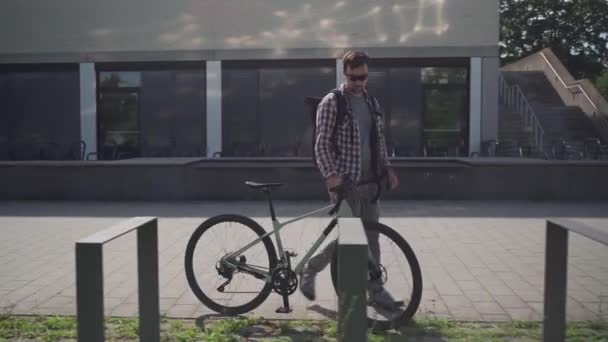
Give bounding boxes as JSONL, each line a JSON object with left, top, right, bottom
{"left": 314, "top": 84, "right": 391, "bottom": 183}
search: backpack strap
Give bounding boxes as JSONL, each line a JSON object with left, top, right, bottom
{"left": 327, "top": 89, "right": 347, "bottom": 157}
{"left": 330, "top": 89, "right": 347, "bottom": 125}
{"left": 368, "top": 96, "right": 383, "bottom": 117}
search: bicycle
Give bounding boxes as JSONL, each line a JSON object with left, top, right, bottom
{"left": 185, "top": 177, "right": 423, "bottom": 328}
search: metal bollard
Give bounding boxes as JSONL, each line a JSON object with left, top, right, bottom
{"left": 337, "top": 218, "right": 368, "bottom": 342}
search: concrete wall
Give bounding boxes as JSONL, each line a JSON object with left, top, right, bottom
{"left": 0, "top": 0, "right": 499, "bottom": 62}
{"left": 1, "top": 158, "right": 608, "bottom": 201}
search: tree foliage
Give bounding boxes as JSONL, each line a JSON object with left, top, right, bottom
{"left": 500, "top": 0, "right": 608, "bottom": 80}
{"left": 596, "top": 69, "right": 608, "bottom": 99}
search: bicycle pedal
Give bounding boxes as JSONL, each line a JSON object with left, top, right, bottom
{"left": 285, "top": 250, "right": 298, "bottom": 257}
{"left": 275, "top": 305, "right": 293, "bottom": 314}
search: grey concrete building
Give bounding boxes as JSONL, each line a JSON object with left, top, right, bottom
{"left": 0, "top": 0, "right": 499, "bottom": 161}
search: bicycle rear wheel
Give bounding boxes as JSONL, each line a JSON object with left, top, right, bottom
{"left": 330, "top": 220, "right": 422, "bottom": 329}
{"left": 185, "top": 214, "right": 277, "bottom": 316}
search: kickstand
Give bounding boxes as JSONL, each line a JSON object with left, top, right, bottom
{"left": 275, "top": 294, "right": 292, "bottom": 313}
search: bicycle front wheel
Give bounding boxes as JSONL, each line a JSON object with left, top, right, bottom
{"left": 330, "top": 220, "right": 423, "bottom": 329}
{"left": 185, "top": 214, "right": 277, "bottom": 316}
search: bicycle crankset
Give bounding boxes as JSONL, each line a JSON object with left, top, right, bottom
{"left": 271, "top": 267, "right": 298, "bottom": 296}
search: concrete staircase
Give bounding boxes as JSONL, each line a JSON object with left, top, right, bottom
{"left": 500, "top": 71, "right": 602, "bottom": 154}
{"left": 497, "top": 103, "right": 533, "bottom": 157}
{"left": 499, "top": 103, "right": 533, "bottom": 145}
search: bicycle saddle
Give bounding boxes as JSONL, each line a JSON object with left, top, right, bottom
{"left": 245, "top": 181, "right": 284, "bottom": 191}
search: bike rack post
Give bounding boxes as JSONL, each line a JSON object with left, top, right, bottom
{"left": 75, "top": 217, "right": 160, "bottom": 342}
{"left": 337, "top": 218, "right": 368, "bottom": 342}
{"left": 542, "top": 219, "right": 608, "bottom": 342}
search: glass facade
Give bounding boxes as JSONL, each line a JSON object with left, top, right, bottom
{"left": 222, "top": 60, "right": 336, "bottom": 157}
{"left": 0, "top": 64, "right": 80, "bottom": 160}
{"left": 96, "top": 62, "right": 206, "bottom": 159}
{"left": 0, "top": 59, "right": 469, "bottom": 161}
{"left": 221, "top": 59, "right": 469, "bottom": 158}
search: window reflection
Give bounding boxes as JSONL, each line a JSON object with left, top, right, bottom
{"left": 98, "top": 91, "right": 140, "bottom": 159}
{"left": 421, "top": 67, "right": 467, "bottom": 85}
{"left": 97, "top": 63, "right": 206, "bottom": 159}
{"left": 367, "top": 62, "right": 469, "bottom": 157}
{"left": 423, "top": 88, "right": 468, "bottom": 157}
{"left": 99, "top": 71, "right": 141, "bottom": 88}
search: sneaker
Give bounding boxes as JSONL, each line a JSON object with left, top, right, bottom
{"left": 299, "top": 270, "right": 316, "bottom": 301}
{"left": 368, "top": 287, "right": 403, "bottom": 312}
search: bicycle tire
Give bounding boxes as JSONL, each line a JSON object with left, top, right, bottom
{"left": 185, "top": 214, "right": 278, "bottom": 316}
{"left": 330, "top": 220, "right": 423, "bottom": 329}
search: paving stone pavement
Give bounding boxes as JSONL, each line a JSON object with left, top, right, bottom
{"left": 1, "top": 200, "right": 607, "bottom": 322}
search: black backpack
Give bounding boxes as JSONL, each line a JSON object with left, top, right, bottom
{"left": 304, "top": 89, "right": 347, "bottom": 168}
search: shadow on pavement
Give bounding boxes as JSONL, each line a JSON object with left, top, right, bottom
{"left": 307, "top": 304, "right": 337, "bottom": 320}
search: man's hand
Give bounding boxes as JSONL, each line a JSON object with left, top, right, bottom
{"left": 387, "top": 168, "right": 399, "bottom": 191}
{"left": 325, "top": 175, "right": 342, "bottom": 192}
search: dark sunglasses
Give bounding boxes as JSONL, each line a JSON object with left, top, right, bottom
{"left": 346, "top": 73, "right": 368, "bottom": 82}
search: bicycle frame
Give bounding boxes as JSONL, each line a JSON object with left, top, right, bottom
{"left": 224, "top": 202, "right": 353, "bottom": 281}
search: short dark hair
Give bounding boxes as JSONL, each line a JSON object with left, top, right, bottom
{"left": 342, "top": 51, "right": 370, "bottom": 73}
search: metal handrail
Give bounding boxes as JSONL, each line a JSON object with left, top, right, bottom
{"left": 539, "top": 51, "right": 598, "bottom": 111}
{"left": 76, "top": 217, "right": 160, "bottom": 342}
{"left": 499, "top": 74, "right": 546, "bottom": 151}
{"left": 539, "top": 51, "right": 608, "bottom": 142}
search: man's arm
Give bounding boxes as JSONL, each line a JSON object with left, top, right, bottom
{"left": 315, "top": 93, "right": 339, "bottom": 179}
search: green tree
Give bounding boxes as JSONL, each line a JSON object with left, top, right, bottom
{"left": 500, "top": 0, "right": 608, "bottom": 80}
{"left": 596, "top": 69, "right": 608, "bottom": 99}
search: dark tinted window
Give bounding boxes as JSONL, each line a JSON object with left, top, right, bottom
{"left": 221, "top": 68, "right": 260, "bottom": 156}
{"left": 0, "top": 64, "right": 80, "bottom": 160}
{"left": 367, "top": 67, "right": 424, "bottom": 156}
{"left": 0, "top": 73, "right": 9, "bottom": 160}
{"left": 366, "top": 60, "right": 469, "bottom": 156}
{"left": 222, "top": 60, "right": 335, "bottom": 157}
{"left": 97, "top": 62, "right": 206, "bottom": 158}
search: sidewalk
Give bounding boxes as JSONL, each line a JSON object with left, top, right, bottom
{"left": 0, "top": 200, "right": 607, "bottom": 322}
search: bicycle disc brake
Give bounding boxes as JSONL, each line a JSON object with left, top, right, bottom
{"left": 370, "top": 264, "right": 388, "bottom": 285}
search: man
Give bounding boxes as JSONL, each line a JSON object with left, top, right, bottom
{"left": 299, "top": 51, "right": 400, "bottom": 310}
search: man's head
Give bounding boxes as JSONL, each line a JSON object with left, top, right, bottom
{"left": 342, "top": 51, "right": 369, "bottom": 94}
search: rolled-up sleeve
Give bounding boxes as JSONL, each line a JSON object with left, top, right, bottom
{"left": 315, "top": 93, "right": 339, "bottom": 179}
{"left": 379, "top": 120, "right": 391, "bottom": 168}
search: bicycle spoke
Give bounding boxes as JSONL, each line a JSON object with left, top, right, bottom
{"left": 187, "top": 217, "right": 275, "bottom": 311}
{"left": 331, "top": 221, "right": 423, "bottom": 328}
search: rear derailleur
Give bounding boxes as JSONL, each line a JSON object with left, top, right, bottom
{"left": 215, "top": 255, "right": 247, "bottom": 292}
